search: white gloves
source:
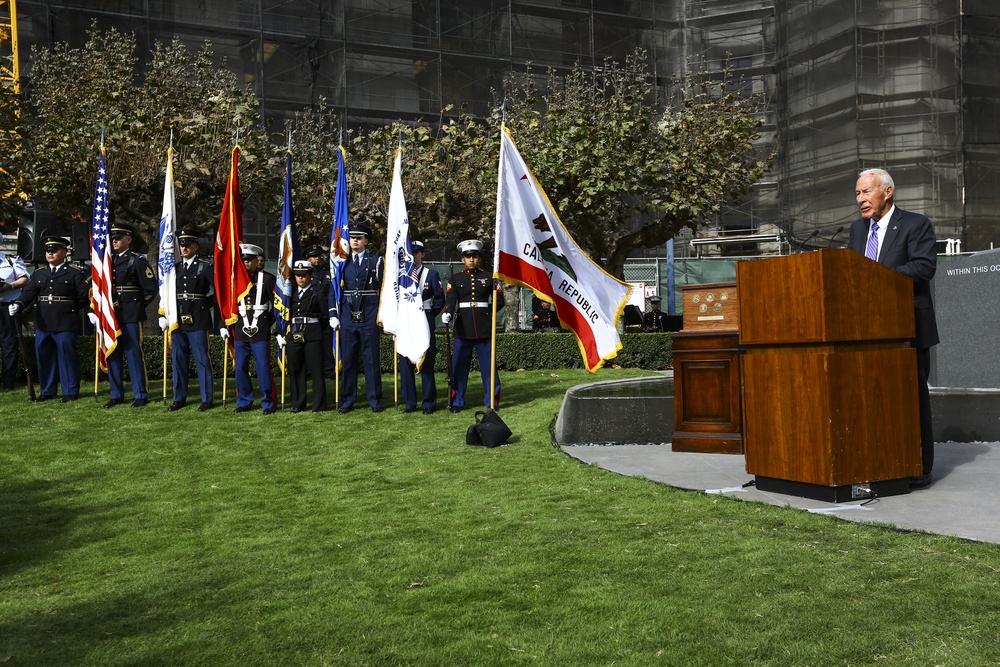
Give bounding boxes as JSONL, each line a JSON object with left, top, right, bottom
{"left": 158, "top": 316, "right": 168, "bottom": 330}
{"left": 441, "top": 312, "right": 452, "bottom": 325}
{"left": 219, "top": 328, "right": 229, "bottom": 339}
{"left": 329, "top": 317, "right": 340, "bottom": 331}
{"left": 88, "top": 313, "right": 98, "bottom": 325}
{"left": 7, "top": 303, "right": 18, "bottom": 316}
{"left": 275, "top": 334, "right": 286, "bottom": 349}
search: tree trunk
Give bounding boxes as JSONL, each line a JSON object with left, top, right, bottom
{"left": 503, "top": 281, "right": 520, "bottom": 331}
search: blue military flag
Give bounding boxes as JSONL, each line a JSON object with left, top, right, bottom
{"left": 274, "top": 150, "right": 301, "bottom": 339}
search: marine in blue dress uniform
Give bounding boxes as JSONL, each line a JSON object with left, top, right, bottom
{"left": 9, "top": 235, "right": 90, "bottom": 401}
{"left": 233, "top": 243, "right": 277, "bottom": 414}
{"left": 102, "top": 222, "right": 158, "bottom": 408}
{"left": 441, "top": 239, "right": 504, "bottom": 412}
{"left": 328, "top": 222, "right": 384, "bottom": 413}
{"left": 278, "top": 260, "right": 329, "bottom": 413}
{"left": 163, "top": 228, "right": 221, "bottom": 412}
{"left": 399, "top": 240, "right": 444, "bottom": 414}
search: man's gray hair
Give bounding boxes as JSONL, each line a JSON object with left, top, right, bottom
{"left": 859, "top": 168, "right": 894, "bottom": 191}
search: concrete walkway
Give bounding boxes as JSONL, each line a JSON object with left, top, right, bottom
{"left": 561, "top": 441, "right": 1000, "bottom": 543}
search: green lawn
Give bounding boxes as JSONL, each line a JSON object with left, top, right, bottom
{"left": 2, "top": 368, "right": 999, "bottom": 666}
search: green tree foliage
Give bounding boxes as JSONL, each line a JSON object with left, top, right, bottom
{"left": 21, "top": 23, "right": 275, "bottom": 238}
{"left": 501, "top": 50, "right": 771, "bottom": 277}
{"left": 0, "top": 56, "right": 26, "bottom": 228}
{"left": 344, "top": 109, "right": 496, "bottom": 248}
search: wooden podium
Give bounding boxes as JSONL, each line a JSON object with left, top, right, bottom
{"left": 672, "top": 282, "right": 743, "bottom": 454}
{"left": 737, "top": 249, "right": 922, "bottom": 501}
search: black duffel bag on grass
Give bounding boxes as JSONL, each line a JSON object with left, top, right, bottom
{"left": 466, "top": 409, "right": 512, "bottom": 447}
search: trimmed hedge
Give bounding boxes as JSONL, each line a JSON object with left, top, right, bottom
{"left": 8, "top": 331, "right": 672, "bottom": 382}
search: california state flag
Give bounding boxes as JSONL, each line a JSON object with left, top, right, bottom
{"left": 494, "top": 126, "right": 632, "bottom": 373}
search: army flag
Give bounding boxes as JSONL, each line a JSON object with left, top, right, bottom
{"left": 378, "top": 148, "right": 430, "bottom": 365}
{"left": 274, "top": 150, "right": 301, "bottom": 337}
{"left": 213, "top": 145, "right": 252, "bottom": 328}
{"left": 493, "top": 126, "right": 632, "bottom": 373}
{"left": 89, "top": 144, "right": 120, "bottom": 372}
{"left": 328, "top": 146, "right": 350, "bottom": 309}
{"left": 157, "top": 146, "right": 179, "bottom": 337}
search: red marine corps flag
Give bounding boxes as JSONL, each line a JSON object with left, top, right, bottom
{"left": 493, "top": 126, "right": 632, "bottom": 372}
{"left": 213, "top": 145, "right": 252, "bottom": 328}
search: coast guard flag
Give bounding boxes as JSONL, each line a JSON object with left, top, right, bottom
{"left": 213, "top": 145, "right": 252, "bottom": 328}
{"left": 157, "top": 146, "right": 178, "bottom": 338}
{"left": 328, "top": 146, "right": 350, "bottom": 310}
{"left": 378, "top": 148, "right": 430, "bottom": 365}
{"left": 494, "top": 125, "right": 631, "bottom": 373}
{"left": 89, "top": 144, "right": 120, "bottom": 371}
{"left": 274, "top": 150, "right": 301, "bottom": 338}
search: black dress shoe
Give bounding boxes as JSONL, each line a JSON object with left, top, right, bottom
{"left": 262, "top": 407, "right": 276, "bottom": 415}
{"left": 909, "top": 473, "right": 933, "bottom": 489}
{"left": 234, "top": 404, "right": 254, "bottom": 413}
{"left": 448, "top": 405, "right": 462, "bottom": 413}
{"left": 198, "top": 402, "right": 213, "bottom": 412}
{"left": 36, "top": 395, "right": 56, "bottom": 402}
{"left": 338, "top": 406, "right": 352, "bottom": 414}
{"left": 103, "top": 398, "right": 123, "bottom": 409}
{"left": 312, "top": 407, "right": 326, "bottom": 413}
{"left": 60, "top": 395, "right": 79, "bottom": 403}
{"left": 403, "top": 407, "right": 417, "bottom": 414}
{"left": 290, "top": 407, "right": 303, "bottom": 414}
{"left": 131, "top": 398, "right": 149, "bottom": 408}
{"left": 422, "top": 407, "right": 435, "bottom": 415}
{"left": 371, "top": 406, "right": 384, "bottom": 413}
{"left": 168, "top": 401, "right": 185, "bottom": 412}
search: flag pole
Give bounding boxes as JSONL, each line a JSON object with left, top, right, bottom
{"left": 162, "top": 328, "right": 168, "bottom": 403}
{"left": 335, "top": 330, "right": 340, "bottom": 407}
{"left": 489, "top": 284, "right": 498, "bottom": 410}
{"left": 222, "top": 341, "right": 229, "bottom": 405}
{"left": 281, "top": 346, "right": 287, "bottom": 409}
{"left": 93, "top": 335, "right": 100, "bottom": 400}
{"left": 393, "top": 337, "right": 398, "bottom": 406}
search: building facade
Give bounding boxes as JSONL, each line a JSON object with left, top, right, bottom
{"left": 12, "top": 1, "right": 1000, "bottom": 253}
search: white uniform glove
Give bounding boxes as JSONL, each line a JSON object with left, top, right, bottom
{"left": 7, "top": 303, "right": 18, "bottom": 316}
{"left": 275, "top": 334, "right": 286, "bottom": 349}
{"left": 158, "top": 316, "right": 168, "bottom": 330}
{"left": 441, "top": 312, "right": 452, "bottom": 325}
{"left": 329, "top": 317, "right": 340, "bottom": 331}
{"left": 88, "top": 313, "right": 98, "bottom": 325}
{"left": 219, "top": 328, "right": 229, "bottom": 339}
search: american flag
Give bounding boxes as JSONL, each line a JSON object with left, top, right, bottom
{"left": 90, "top": 145, "right": 120, "bottom": 371}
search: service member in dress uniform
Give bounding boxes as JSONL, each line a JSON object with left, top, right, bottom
{"left": 304, "top": 245, "right": 335, "bottom": 379}
{"left": 162, "top": 228, "right": 221, "bottom": 412}
{"left": 277, "top": 260, "right": 329, "bottom": 413}
{"left": 0, "top": 248, "right": 30, "bottom": 391}
{"left": 233, "top": 243, "right": 277, "bottom": 414}
{"left": 642, "top": 296, "right": 668, "bottom": 332}
{"left": 441, "top": 239, "right": 504, "bottom": 412}
{"left": 329, "top": 222, "right": 384, "bottom": 413}
{"left": 8, "top": 235, "right": 90, "bottom": 402}
{"left": 399, "top": 240, "right": 444, "bottom": 414}
{"left": 101, "top": 222, "right": 158, "bottom": 408}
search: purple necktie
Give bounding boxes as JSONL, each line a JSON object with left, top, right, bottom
{"left": 865, "top": 221, "right": 879, "bottom": 260}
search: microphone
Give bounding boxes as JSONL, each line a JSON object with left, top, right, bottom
{"left": 826, "top": 226, "right": 845, "bottom": 248}
{"left": 795, "top": 230, "right": 819, "bottom": 252}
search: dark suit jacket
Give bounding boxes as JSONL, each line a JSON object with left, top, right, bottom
{"left": 849, "top": 206, "right": 939, "bottom": 348}
{"left": 17, "top": 264, "right": 90, "bottom": 333}
{"left": 173, "top": 257, "right": 217, "bottom": 331}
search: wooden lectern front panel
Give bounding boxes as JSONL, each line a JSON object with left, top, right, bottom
{"left": 742, "top": 344, "right": 922, "bottom": 485}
